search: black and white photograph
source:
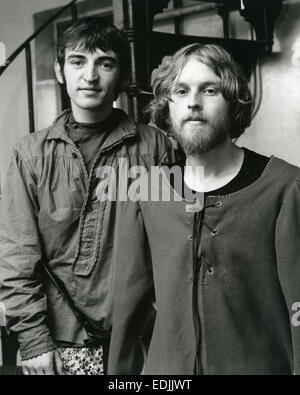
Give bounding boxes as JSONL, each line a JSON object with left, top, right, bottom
{"left": 0, "top": 0, "right": 300, "bottom": 380}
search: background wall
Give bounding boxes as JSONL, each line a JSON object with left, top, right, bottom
{"left": 153, "top": 0, "right": 300, "bottom": 166}
{"left": 1, "top": 0, "right": 300, "bottom": 191}
{"left": 237, "top": 0, "right": 300, "bottom": 165}
{"left": 0, "top": 0, "right": 112, "bottom": 191}
{"left": 0, "top": 0, "right": 72, "bottom": 191}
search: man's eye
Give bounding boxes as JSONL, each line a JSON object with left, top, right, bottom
{"left": 70, "top": 60, "right": 83, "bottom": 66}
{"left": 174, "top": 89, "right": 188, "bottom": 96}
{"left": 100, "top": 61, "right": 115, "bottom": 70}
{"left": 202, "top": 88, "right": 219, "bottom": 96}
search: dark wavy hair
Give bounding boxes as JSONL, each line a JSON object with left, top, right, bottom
{"left": 56, "top": 17, "right": 130, "bottom": 94}
{"left": 148, "top": 44, "right": 254, "bottom": 139}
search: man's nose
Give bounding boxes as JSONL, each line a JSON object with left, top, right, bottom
{"left": 83, "top": 63, "right": 99, "bottom": 82}
{"left": 187, "top": 92, "right": 202, "bottom": 110}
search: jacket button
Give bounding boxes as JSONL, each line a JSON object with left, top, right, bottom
{"left": 188, "top": 235, "right": 193, "bottom": 240}
{"left": 72, "top": 152, "right": 78, "bottom": 159}
{"left": 211, "top": 230, "right": 219, "bottom": 237}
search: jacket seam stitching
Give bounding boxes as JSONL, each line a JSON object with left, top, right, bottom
{"left": 206, "top": 155, "right": 275, "bottom": 200}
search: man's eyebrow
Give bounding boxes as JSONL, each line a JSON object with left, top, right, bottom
{"left": 173, "top": 82, "right": 189, "bottom": 89}
{"left": 66, "top": 54, "right": 86, "bottom": 60}
{"left": 174, "top": 81, "right": 221, "bottom": 88}
{"left": 95, "top": 56, "right": 118, "bottom": 63}
{"left": 66, "top": 53, "right": 118, "bottom": 62}
{"left": 202, "top": 81, "right": 221, "bottom": 86}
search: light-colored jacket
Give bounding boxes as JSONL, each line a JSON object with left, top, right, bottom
{"left": 0, "top": 108, "right": 175, "bottom": 360}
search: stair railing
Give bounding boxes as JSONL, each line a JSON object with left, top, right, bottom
{"left": 0, "top": 0, "right": 79, "bottom": 134}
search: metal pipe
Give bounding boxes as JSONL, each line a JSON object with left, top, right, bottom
{"left": 25, "top": 43, "right": 35, "bottom": 134}
{"left": 223, "top": 13, "right": 230, "bottom": 39}
{"left": 218, "top": 6, "right": 230, "bottom": 39}
{"left": 174, "top": 0, "right": 184, "bottom": 35}
{"left": 155, "top": 3, "right": 216, "bottom": 22}
{"left": 124, "top": 0, "right": 139, "bottom": 122}
{"left": 71, "top": 2, "right": 78, "bottom": 24}
{"left": 0, "top": 0, "right": 79, "bottom": 76}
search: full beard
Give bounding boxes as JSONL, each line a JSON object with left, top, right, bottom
{"left": 170, "top": 115, "right": 231, "bottom": 155}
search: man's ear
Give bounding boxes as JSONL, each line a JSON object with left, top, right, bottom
{"left": 54, "top": 60, "right": 64, "bottom": 84}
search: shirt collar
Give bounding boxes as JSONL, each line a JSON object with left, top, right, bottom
{"left": 47, "top": 108, "right": 137, "bottom": 149}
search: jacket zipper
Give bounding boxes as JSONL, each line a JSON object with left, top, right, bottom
{"left": 192, "top": 209, "right": 205, "bottom": 375}
{"left": 73, "top": 133, "right": 136, "bottom": 265}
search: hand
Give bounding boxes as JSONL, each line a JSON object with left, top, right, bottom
{"left": 22, "top": 350, "right": 64, "bottom": 375}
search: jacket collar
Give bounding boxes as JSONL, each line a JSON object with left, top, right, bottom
{"left": 47, "top": 108, "right": 137, "bottom": 150}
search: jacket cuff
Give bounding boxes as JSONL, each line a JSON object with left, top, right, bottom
{"left": 18, "top": 328, "right": 57, "bottom": 361}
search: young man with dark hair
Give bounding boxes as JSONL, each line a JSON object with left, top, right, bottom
{"left": 108, "top": 44, "right": 300, "bottom": 375}
{"left": 0, "top": 18, "right": 174, "bottom": 375}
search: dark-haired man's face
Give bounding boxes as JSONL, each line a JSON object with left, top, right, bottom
{"left": 55, "top": 47, "right": 120, "bottom": 122}
{"left": 168, "top": 56, "right": 231, "bottom": 155}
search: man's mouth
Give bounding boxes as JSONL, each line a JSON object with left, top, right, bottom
{"left": 185, "top": 117, "right": 207, "bottom": 123}
{"left": 79, "top": 87, "right": 101, "bottom": 92}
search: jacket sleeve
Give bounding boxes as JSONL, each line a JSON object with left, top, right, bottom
{"left": 108, "top": 200, "right": 155, "bottom": 375}
{"left": 0, "top": 147, "right": 56, "bottom": 360}
{"left": 276, "top": 177, "right": 300, "bottom": 374}
{"left": 146, "top": 123, "right": 183, "bottom": 166}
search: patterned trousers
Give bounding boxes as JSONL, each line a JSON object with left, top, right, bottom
{"left": 57, "top": 345, "right": 105, "bottom": 375}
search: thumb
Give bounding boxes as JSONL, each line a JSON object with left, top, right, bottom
{"left": 54, "top": 350, "right": 65, "bottom": 375}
